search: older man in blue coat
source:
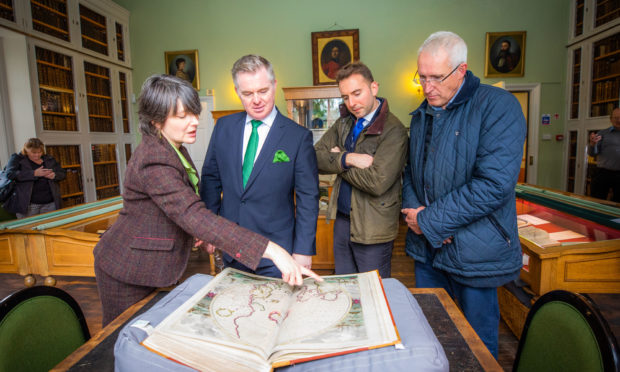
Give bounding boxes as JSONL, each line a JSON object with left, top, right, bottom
{"left": 402, "top": 31, "right": 526, "bottom": 359}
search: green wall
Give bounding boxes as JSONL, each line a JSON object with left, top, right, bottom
{"left": 114, "top": 0, "right": 569, "bottom": 189}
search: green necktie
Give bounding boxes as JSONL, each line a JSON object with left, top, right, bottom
{"left": 242, "top": 120, "right": 261, "bottom": 188}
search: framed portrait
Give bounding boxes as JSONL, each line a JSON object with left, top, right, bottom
{"left": 311, "top": 29, "right": 359, "bottom": 85}
{"left": 165, "top": 49, "right": 200, "bottom": 90}
{"left": 485, "top": 31, "right": 526, "bottom": 78}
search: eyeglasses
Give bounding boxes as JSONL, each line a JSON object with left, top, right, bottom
{"left": 413, "top": 63, "right": 462, "bottom": 86}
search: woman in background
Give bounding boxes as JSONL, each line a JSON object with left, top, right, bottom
{"left": 4, "top": 138, "right": 65, "bottom": 218}
{"left": 94, "top": 74, "right": 321, "bottom": 326}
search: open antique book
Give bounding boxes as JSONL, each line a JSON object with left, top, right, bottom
{"left": 142, "top": 268, "right": 401, "bottom": 372}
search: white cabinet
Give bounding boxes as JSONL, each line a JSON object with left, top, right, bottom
{"left": 564, "top": 0, "right": 619, "bottom": 195}
{"left": 27, "top": 39, "right": 134, "bottom": 205}
{"left": 2, "top": 0, "right": 130, "bottom": 68}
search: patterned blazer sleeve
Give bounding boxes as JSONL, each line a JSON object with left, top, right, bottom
{"left": 136, "top": 140, "right": 267, "bottom": 270}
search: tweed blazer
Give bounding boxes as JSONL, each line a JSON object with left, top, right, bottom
{"left": 94, "top": 134, "right": 268, "bottom": 287}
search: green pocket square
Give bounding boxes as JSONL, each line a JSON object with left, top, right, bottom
{"left": 273, "top": 150, "right": 290, "bottom": 163}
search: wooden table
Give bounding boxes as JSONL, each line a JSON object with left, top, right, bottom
{"left": 52, "top": 287, "right": 501, "bottom": 371}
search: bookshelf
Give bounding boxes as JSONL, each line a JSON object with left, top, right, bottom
{"left": 575, "top": 0, "right": 584, "bottom": 37}
{"left": 0, "top": 0, "right": 14, "bottom": 23}
{"left": 0, "top": 0, "right": 130, "bottom": 68}
{"left": 115, "top": 21, "right": 124, "bottom": 62}
{"left": 35, "top": 46, "right": 78, "bottom": 131}
{"left": 84, "top": 61, "right": 113, "bottom": 132}
{"left": 119, "top": 71, "right": 129, "bottom": 133}
{"left": 565, "top": 1, "right": 619, "bottom": 196}
{"left": 124, "top": 143, "right": 132, "bottom": 165}
{"left": 566, "top": 131, "right": 578, "bottom": 193}
{"left": 570, "top": 48, "right": 581, "bottom": 119}
{"left": 595, "top": 0, "right": 620, "bottom": 28}
{"left": 45, "top": 145, "right": 85, "bottom": 207}
{"left": 79, "top": 3, "right": 107, "bottom": 56}
{"left": 591, "top": 33, "right": 620, "bottom": 117}
{"left": 91, "top": 144, "right": 119, "bottom": 200}
{"left": 30, "top": 0, "right": 70, "bottom": 42}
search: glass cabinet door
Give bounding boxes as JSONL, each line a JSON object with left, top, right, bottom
{"left": 590, "top": 32, "right": 619, "bottom": 118}
{"left": 84, "top": 61, "right": 114, "bottom": 132}
{"left": 115, "top": 21, "right": 125, "bottom": 62}
{"left": 35, "top": 46, "right": 78, "bottom": 131}
{"left": 0, "top": 0, "right": 15, "bottom": 22}
{"left": 119, "top": 71, "right": 130, "bottom": 133}
{"left": 30, "top": 0, "right": 70, "bottom": 42}
{"left": 570, "top": 48, "right": 582, "bottom": 119}
{"left": 595, "top": 0, "right": 620, "bottom": 28}
{"left": 91, "top": 143, "right": 119, "bottom": 200}
{"left": 79, "top": 3, "right": 108, "bottom": 56}
{"left": 574, "top": 0, "right": 585, "bottom": 37}
{"left": 566, "top": 131, "right": 578, "bottom": 192}
{"left": 46, "top": 145, "right": 85, "bottom": 207}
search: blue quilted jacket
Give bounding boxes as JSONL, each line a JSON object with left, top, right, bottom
{"left": 402, "top": 71, "right": 526, "bottom": 287}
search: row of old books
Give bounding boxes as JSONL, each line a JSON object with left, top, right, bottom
{"left": 31, "top": 1, "right": 69, "bottom": 40}
{"left": 62, "top": 194, "right": 85, "bottom": 207}
{"left": 40, "top": 90, "right": 74, "bottom": 114}
{"left": 593, "top": 57, "right": 620, "bottom": 77}
{"left": 91, "top": 144, "right": 116, "bottom": 163}
{"left": 42, "top": 115, "right": 78, "bottom": 131}
{"left": 36, "top": 47, "right": 72, "bottom": 69}
{"left": 59, "top": 169, "right": 83, "bottom": 196}
{"left": 87, "top": 96, "right": 113, "bottom": 116}
{"left": 85, "top": 75, "right": 111, "bottom": 97}
{"left": 46, "top": 145, "right": 81, "bottom": 167}
{"left": 89, "top": 117, "right": 114, "bottom": 132}
{"left": 592, "top": 80, "right": 618, "bottom": 103}
{"left": 594, "top": 34, "right": 619, "bottom": 58}
{"left": 94, "top": 163, "right": 118, "bottom": 188}
{"left": 96, "top": 186, "right": 120, "bottom": 200}
{"left": 38, "top": 65, "right": 74, "bottom": 91}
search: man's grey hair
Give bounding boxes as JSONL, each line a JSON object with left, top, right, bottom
{"left": 231, "top": 55, "right": 275, "bottom": 88}
{"left": 418, "top": 31, "right": 468, "bottom": 69}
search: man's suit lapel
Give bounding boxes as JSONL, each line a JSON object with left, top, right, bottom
{"left": 243, "top": 112, "right": 286, "bottom": 192}
{"left": 233, "top": 116, "right": 246, "bottom": 194}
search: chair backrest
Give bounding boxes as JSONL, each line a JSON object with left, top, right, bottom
{"left": 513, "top": 290, "right": 619, "bottom": 372}
{"left": 0, "top": 285, "right": 91, "bottom": 372}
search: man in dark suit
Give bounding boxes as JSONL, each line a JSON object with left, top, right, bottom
{"left": 201, "top": 55, "right": 319, "bottom": 278}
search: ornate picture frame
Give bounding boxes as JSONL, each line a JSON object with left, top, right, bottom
{"left": 165, "top": 49, "right": 200, "bottom": 90}
{"left": 311, "top": 29, "right": 359, "bottom": 85}
{"left": 484, "top": 31, "right": 526, "bottom": 78}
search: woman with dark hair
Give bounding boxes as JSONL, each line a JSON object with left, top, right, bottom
{"left": 93, "top": 74, "right": 321, "bottom": 326}
{"left": 3, "top": 138, "right": 66, "bottom": 218}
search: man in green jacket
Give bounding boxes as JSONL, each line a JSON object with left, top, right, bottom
{"left": 314, "top": 61, "right": 408, "bottom": 277}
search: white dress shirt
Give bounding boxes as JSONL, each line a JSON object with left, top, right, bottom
{"left": 241, "top": 107, "right": 277, "bottom": 165}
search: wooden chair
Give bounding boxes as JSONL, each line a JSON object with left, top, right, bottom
{"left": 0, "top": 286, "right": 91, "bottom": 372}
{"left": 513, "top": 289, "right": 619, "bottom": 372}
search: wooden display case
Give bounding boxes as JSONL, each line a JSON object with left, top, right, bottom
{"left": 516, "top": 184, "right": 620, "bottom": 295}
{"left": 0, "top": 197, "right": 122, "bottom": 283}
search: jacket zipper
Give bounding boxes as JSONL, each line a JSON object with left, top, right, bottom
{"left": 488, "top": 215, "right": 511, "bottom": 245}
